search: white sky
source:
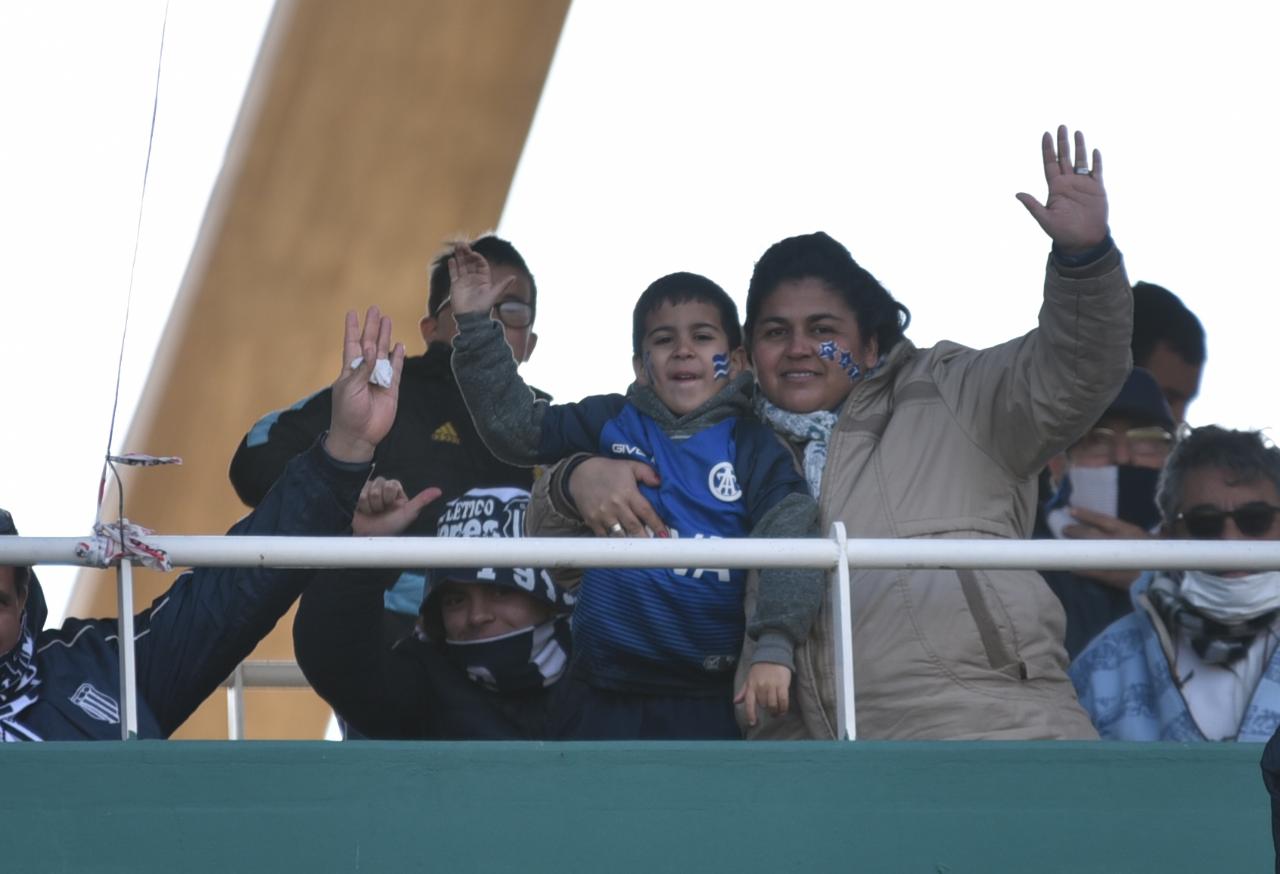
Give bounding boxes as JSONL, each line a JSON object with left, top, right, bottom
{"left": 2, "top": 0, "right": 1277, "bottom": 624}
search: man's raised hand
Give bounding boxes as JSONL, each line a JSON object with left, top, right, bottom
{"left": 1016, "top": 125, "right": 1109, "bottom": 255}
{"left": 326, "top": 306, "right": 405, "bottom": 463}
{"left": 446, "top": 241, "right": 517, "bottom": 317}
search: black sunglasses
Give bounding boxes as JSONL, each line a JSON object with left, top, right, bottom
{"left": 1175, "top": 502, "right": 1280, "bottom": 539}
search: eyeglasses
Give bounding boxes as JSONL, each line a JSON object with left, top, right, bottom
{"left": 1174, "top": 502, "right": 1280, "bottom": 539}
{"left": 1071, "top": 426, "right": 1174, "bottom": 465}
{"left": 435, "top": 297, "right": 533, "bottom": 330}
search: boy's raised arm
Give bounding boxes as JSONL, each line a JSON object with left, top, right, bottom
{"left": 450, "top": 243, "right": 623, "bottom": 466}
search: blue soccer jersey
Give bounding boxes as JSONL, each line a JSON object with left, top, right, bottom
{"left": 571, "top": 405, "right": 751, "bottom": 692}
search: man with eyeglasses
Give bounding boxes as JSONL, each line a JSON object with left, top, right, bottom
{"left": 1039, "top": 368, "right": 1176, "bottom": 657}
{"left": 1071, "top": 426, "right": 1280, "bottom": 741}
{"left": 229, "top": 235, "right": 545, "bottom": 647}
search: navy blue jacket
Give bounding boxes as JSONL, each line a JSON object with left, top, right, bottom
{"left": 15, "top": 442, "right": 367, "bottom": 740}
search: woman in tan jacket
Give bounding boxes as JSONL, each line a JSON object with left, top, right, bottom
{"left": 532, "top": 126, "right": 1131, "bottom": 739}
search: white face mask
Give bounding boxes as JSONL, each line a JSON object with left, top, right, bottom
{"left": 1180, "top": 569, "right": 1280, "bottom": 623}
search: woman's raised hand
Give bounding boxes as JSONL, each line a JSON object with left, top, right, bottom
{"left": 1015, "top": 125, "right": 1109, "bottom": 255}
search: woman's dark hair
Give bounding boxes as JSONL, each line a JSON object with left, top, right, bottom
{"left": 743, "top": 231, "right": 909, "bottom": 355}
{"left": 631, "top": 272, "right": 742, "bottom": 357}
{"left": 427, "top": 234, "right": 537, "bottom": 320}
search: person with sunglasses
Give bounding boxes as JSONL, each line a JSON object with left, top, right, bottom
{"left": 1038, "top": 368, "right": 1176, "bottom": 659}
{"left": 229, "top": 235, "right": 546, "bottom": 655}
{"left": 1071, "top": 426, "right": 1280, "bottom": 741}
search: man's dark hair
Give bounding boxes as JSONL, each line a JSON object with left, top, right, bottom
{"left": 743, "top": 231, "right": 910, "bottom": 355}
{"left": 1132, "top": 281, "right": 1205, "bottom": 368}
{"left": 631, "top": 272, "right": 742, "bottom": 357}
{"left": 1156, "top": 426, "right": 1280, "bottom": 528}
{"left": 426, "top": 235, "right": 537, "bottom": 320}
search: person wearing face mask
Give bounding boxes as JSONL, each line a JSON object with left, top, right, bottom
{"left": 1038, "top": 368, "right": 1176, "bottom": 659}
{"left": 1070, "top": 426, "right": 1280, "bottom": 741}
{"left": 293, "top": 485, "right": 580, "bottom": 739}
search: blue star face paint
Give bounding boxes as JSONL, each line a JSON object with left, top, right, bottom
{"left": 712, "top": 353, "right": 730, "bottom": 380}
{"left": 817, "top": 340, "right": 864, "bottom": 382}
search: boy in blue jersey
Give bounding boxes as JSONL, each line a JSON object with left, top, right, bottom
{"left": 448, "top": 243, "right": 823, "bottom": 739}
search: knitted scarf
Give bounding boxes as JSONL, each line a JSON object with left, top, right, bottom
{"left": 754, "top": 396, "right": 838, "bottom": 499}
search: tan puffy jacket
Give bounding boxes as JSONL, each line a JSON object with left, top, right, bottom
{"left": 532, "top": 252, "right": 1131, "bottom": 740}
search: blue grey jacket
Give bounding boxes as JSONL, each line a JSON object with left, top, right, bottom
{"left": 1070, "top": 572, "right": 1280, "bottom": 741}
{"left": 12, "top": 441, "right": 366, "bottom": 740}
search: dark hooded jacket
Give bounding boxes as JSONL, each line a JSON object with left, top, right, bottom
{"left": 1, "top": 441, "right": 366, "bottom": 740}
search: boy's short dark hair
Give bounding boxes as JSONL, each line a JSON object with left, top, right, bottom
{"left": 631, "top": 272, "right": 742, "bottom": 357}
{"left": 427, "top": 235, "right": 538, "bottom": 320}
{"left": 744, "top": 231, "right": 910, "bottom": 356}
{"left": 1132, "top": 281, "right": 1205, "bottom": 368}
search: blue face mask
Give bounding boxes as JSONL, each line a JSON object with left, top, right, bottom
{"left": 445, "top": 615, "right": 571, "bottom": 693}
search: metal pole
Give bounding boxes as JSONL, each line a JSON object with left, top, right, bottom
{"left": 226, "top": 663, "right": 246, "bottom": 741}
{"left": 829, "top": 523, "right": 856, "bottom": 740}
{"left": 6, "top": 535, "right": 1280, "bottom": 572}
{"left": 115, "top": 559, "right": 139, "bottom": 740}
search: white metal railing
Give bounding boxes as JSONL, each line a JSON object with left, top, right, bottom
{"left": 4, "top": 531, "right": 1280, "bottom": 741}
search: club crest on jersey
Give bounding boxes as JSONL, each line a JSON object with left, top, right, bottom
{"left": 70, "top": 683, "right": 120, "bottom": 725}
{"left": 707, "top": 461, "right": 742, "bottom": 502}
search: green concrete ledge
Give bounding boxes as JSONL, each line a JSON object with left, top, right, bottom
{"left": 2, "top": 741, "right": 1271, "bottom": 873}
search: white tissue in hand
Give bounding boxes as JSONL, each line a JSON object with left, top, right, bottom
{"left": 350, "top": 356, "right": 393, "bottom": 388}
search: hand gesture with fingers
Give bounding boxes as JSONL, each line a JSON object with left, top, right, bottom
{"left": 447, "top": 241, "right": 517, "bottom": 318}
{"left": 735, "top": 662, "right": 793, "bottom": 727}
{"left": 326, "top": 306, "right": 405, "bottom": 463}
{"left": 353, "top": 476, "right": 442, "bottom": 537}
{"left": 1016, "top": 125, "right": 1109, "bottom": 255}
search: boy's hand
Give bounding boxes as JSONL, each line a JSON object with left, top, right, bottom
{"left": 734, "top": 662, "right": 793, "bottom": 727}
{"left": 353, "top": 476, "right": 442, "bottom": 537}
{"left": 447, "top": 241, "right": 518, "bottom": 318}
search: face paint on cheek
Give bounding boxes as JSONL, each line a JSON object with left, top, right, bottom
{"left": 712, "top": 353, "right": 730, "bottom": 380}
{"left": 816, "top": 340, "right": 863, "bottom": 381}
{"left": 642, "top": 351, "right": 656, "bottom": 383}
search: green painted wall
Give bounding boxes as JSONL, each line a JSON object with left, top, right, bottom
{"left": 1, "top": 741, "right": 1271, "bottom": 873}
